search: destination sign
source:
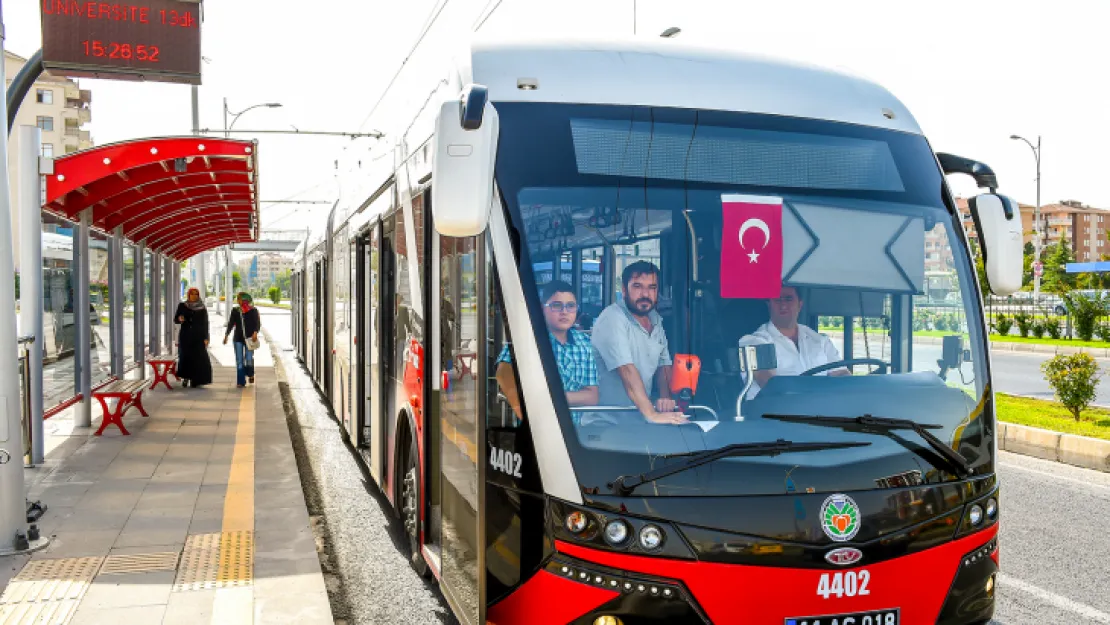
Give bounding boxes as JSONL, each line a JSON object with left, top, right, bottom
{"left": 41, "top": 0, "right": 202, "bottom": 85}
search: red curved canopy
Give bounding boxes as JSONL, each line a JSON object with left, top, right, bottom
{"left": 44, "top": 137, "right": 260, "bottom": 261}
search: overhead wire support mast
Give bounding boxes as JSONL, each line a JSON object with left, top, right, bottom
{"left": 199, "top": 127, "right": 386, "bottom": 138}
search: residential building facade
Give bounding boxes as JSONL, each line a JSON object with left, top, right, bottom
{"left": 5, "top": 50, "right": 94, "bottom": 270}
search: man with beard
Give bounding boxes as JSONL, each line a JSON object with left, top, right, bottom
{"left": 591, "top": 261, "right": 688, "bottom": 425}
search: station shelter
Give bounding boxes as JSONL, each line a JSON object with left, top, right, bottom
{"left": 22, "top": 136, "right": 259, "bottom": 451}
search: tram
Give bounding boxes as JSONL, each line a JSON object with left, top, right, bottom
{"left": 292, "top": 37, "right": 1023, "bottom": 625}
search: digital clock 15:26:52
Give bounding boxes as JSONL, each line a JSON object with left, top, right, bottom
{"left": 81, "top": 41, "right": 160, "bottom": 62}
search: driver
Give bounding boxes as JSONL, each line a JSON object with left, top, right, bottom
{"left": 739, "top": 285, "right": 849, "bottom": 398}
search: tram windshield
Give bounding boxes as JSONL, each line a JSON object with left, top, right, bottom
{"left": 493, "top": 103, "right": 992, "bottom": 497}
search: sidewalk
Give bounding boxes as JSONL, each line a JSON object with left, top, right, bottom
{"left": 0, "top": 335, "right": 332, "bottom": 624}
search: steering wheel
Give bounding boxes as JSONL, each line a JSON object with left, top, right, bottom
{"left": 801, "top": 358, "right": 888, "bottom": 376}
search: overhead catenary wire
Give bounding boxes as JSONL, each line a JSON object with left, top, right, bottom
{"left": 357, "top": 0, "right": 454, "bottom": 133}
{"left": 473, "top": 0, "right": 505, "bottom": 31}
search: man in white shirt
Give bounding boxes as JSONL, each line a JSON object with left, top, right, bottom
{"left": 739, "top": 286, "right": 849, "bottom": 398}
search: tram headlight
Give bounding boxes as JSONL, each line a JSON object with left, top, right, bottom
{"left": 639, "top": 524, "right": 665, "bottom": 551}
{"left": 565, "top": 511, "right": 589, "bottom": 534}
{"left": 603, "top": 520, "right": 631, "bottom": 547}
{"left": 968, "top": 504, "right": 984, "bottom": 527}
{"left": 985, "top": 498, "right": 998, "bottom": 519}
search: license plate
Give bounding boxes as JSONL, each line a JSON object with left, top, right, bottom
{"left": 785, "top": 608, "right": 900, "bottom": 625}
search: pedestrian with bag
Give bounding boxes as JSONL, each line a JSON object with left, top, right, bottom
{"left": 175, "top": 287, "right": 213, "bottom": 388}
{"left": 224, "top": 292, "right": 261, "bottom": 388}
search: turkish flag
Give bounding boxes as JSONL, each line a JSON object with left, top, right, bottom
{"left": 720, "top": 194, "right": 784, "bottom": 299}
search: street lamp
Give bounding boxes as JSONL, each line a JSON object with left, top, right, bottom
{"left": 223, "top": 99, "right": 283, "bottom": 138}
{"left": 1010, "top": 134, "right": 1042, "bottom": 298}
{"left": 660, "top": 27, "right": 681, "bottom": 38}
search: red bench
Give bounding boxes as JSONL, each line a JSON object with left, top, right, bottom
{"left": 147, "top": 358, "right": 178, "bottom": 390}
{"left": 92, "top": 379, "right": 150, "bottom": 436}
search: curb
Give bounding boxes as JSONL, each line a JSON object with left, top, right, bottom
{"left": 999, "top": 421, "right": 1110, "bottom": 473}
{"left": 824, "top": 331, "right": 1110, "bottom": 357}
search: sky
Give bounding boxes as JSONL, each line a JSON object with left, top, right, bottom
{"left": 4, "top": 0, "right": 1108, "bottom": 237}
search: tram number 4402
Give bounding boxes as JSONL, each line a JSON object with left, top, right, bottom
{"left": 490, "top": 447, "right": 522, "bottom": 478}
{"left": 816, "top": 570, "right": 871, "bottom": 599}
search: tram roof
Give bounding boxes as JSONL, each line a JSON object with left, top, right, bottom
{"left": 43, "top": 137, "right": 261, "bottom": 261}
{"left": 467, "top": 36, "right": 923, "bottom": 135}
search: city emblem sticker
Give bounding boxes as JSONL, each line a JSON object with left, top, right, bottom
{"left": 820, "top": 494, "right": 861, "bottom": 542}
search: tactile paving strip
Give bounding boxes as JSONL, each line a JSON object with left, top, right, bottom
{"left": 172, "top": 531, "right": 253, "bottom": 592}
{"left": 0, "top": 556, "right": 103, "bottom": 625}
{"left": 99, "top": 552, "right": 181, "bottom": 576}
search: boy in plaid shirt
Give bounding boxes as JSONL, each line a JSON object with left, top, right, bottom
{"left": 496, "top": 281, "right": 598, "bottom": 424}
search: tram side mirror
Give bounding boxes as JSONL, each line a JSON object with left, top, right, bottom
{"left": 738, "top": 343, "right": 777, "bottom": 373}
{"left": 431, "top": 83, "right": 500, "bottom": 237}
{"left": 968, "top": 193, "right": 1023, "bottom": 296}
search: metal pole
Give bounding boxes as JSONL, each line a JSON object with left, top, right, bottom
{"left": 135, "top": 243, "right": 146, "bottom": 372}
{"left": 164, "top": 257, "right": 174, "bottom": 353}
{"left": 191, "top": 86, "right": 200, "bottom": 136}
{"left": 223, "top": 97, "right": 228, "bottom": 139}
{"left": 0, "top": 7, "right": 31, "bottom": 549}
{"left": 19, "top": 337, "right": 33, "bottom": 467}
{"left": 149, "top": 254, "right": 161, "bottom": 355}
{"left": 75, "top": 210, "right": 91, "bottom": 427}
{"left": 1033, "top": 136, "right": 1042, "bottom": 299}
{"left": 109, "top": 228, "right": 124, "bottom": 377}
{"left": 225, "top": 247, "right": 233, "bottom": 317}
{"left": 213, "top": 249, "right": 222, "bottom": 315}
{"left": 197, "top": 252, "right": 208, "bottom": 301}
{"left": 6, "top": 49, "right": 44, "bottom": 134}
{"left": 17, "top": 126, "right": 44, "bottom": 463}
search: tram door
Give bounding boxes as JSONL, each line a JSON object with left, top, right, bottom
{"left": 435, "top": 232, "right": 484, "bottom": 625}
{"left": 313, "top": 261, "right": 323, "bottom": 382}
{"left": 362, "top": 222, "right": 384, "bottom": 482}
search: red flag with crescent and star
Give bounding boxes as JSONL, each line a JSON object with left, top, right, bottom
{"left": 720, "top": 194, "right": 784, "bottom": 299}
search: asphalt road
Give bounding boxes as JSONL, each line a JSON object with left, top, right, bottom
{"left": 261, "top": 308, "right": 1110, "bottom": 624}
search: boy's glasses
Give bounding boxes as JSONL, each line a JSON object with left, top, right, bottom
{"left": 545, "top": 301, "right": 578, "bottom": 313}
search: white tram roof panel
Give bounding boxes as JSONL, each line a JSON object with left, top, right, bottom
{"left": 468, "top": 36, "right": 922, "bottom": 135}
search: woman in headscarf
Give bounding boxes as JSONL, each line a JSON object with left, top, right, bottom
{"left": 175, "top": 287, "right": 213, "bottom": 388}
{"left": 223, "top": 292, "right": 261, "bottom": 388}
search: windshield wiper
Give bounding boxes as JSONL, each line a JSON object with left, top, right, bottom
{"left": 608, "top": 439, "right": 871, "bottom": 496}
{"left": 763, "top": 414, "right": 973, "bottom": 478}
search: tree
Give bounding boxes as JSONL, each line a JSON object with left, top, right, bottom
{"left": 268, "top": 286, "right": 281, "bottom": 304}
{"left": 1063, "top": 291, "right": 1107, "bottom": 342}
{"left": 1042, "top": 353, "right": 1101, "bottom": 421}
{"left": 1042, "top": 237, "right": 1076, "bottom": 295}
{"left": 1022, "top": 241, "right": 1035, "bottom": 289}
{"left": 232, "top": 271, "right": 241, "bottom": 290}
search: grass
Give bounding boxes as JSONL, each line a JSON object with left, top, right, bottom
{"left": 996, "top": 393, "right": 1110, "bottom": 441}
{"left": 256, "top": 302, "right": 291, "bottom": 310}
{"left": 990, "top": 335, "right": 1110, "bottom": 348}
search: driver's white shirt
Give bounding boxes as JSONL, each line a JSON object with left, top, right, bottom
{"left": 739, "top": 321, "right": 843, "bottom": 398}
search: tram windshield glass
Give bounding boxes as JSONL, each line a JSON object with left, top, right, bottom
{"left": 493, "top": 103, "right": 992, "bottom": 497}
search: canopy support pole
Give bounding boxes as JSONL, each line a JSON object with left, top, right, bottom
{"left": 135, "top": 243, "right": 146, "bottom": 373}
{"left": 17, "top": 125, "right": 44, "bottom": 464}
{"left": 75, "top": 210, "right": 91, "bottom": 428}
{"left": 109, "top": 228, "right": 124, "bottom": 377}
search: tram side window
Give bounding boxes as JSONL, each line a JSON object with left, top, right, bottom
{"left": 394, "top": 210, "right": 416, "bottom": 375}
{"left": 489, "top": 260, "right": 526, "bottom": 429}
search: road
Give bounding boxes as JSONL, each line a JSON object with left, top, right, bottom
{"left": 261, "top": 308, "right": 1110, "bottom": 624}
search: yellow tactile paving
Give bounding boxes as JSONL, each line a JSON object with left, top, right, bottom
{"left": 173, "top": 531, "right": 254, "bottom": 592}
{"left": 222, "top": 389, "right": 255, "bottom": 533}
{"left": 209, "top": 385, "right": 257, "bottom": 624}
{"left": 0, "top": 557, "right": 102, "bottom": 625}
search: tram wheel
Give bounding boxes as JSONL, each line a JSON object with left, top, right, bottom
{"left": 401, "top": 434, "right": 430, "bottom": 577}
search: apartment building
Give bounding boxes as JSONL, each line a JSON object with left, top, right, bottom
{"left": 238, "top": 253, "right": 293, "bottom": 287}
{"left": 1020, "top": 200, "right": 1109, "bottom": 262}
{"left": 5, "top": 50, "right": 94, "bottom": 269}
